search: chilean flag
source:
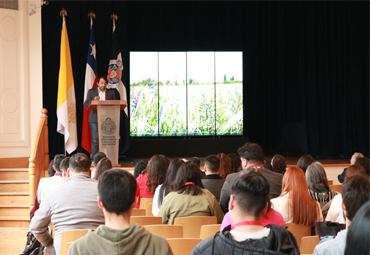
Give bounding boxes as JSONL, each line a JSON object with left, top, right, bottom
{"left": 82, "top": 22, "right": 98, "bottom": 154}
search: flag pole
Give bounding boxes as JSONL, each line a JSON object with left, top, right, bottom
{"left": 110, "top": 13, "right": 118, "bottom": 32}
{"left": 88, "top": 11, "right": 95, "bottom": 29}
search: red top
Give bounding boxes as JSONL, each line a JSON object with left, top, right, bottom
{"left": 135, "top": 174, "right": 153, "bottom": 208}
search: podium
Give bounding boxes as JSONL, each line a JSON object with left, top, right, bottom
{"left": 88, "top": 100, "right": 127, "bottom": 165}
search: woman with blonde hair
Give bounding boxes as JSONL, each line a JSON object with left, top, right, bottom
{"left": 271, "top": 167, "right": 323, "bottom": 225}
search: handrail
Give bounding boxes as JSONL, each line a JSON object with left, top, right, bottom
{"left": 28, "top": 109, "right": 49, "bottom": 208}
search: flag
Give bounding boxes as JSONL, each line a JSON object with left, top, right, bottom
{"left": 107, "top": 25, "right": 130, "bottom": 154}
{"left": 82, "top": 21, "right": 98, "bottom": 154}
{"left": 56, "top": 17, "right": 78, "bottom": 154}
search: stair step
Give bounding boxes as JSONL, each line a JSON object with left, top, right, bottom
{"left": 0, "top": 205, "right": 30, "bottom": 217}
{"left": 0, "top": 169, "right": 29, "bottom": 180}
{"left": 0, "top": 181, "right": 29, "bottom": 192}
{"left": 0, "top": 216, "right": 30, "bottom": 228}
{"left": 0, "top": 227, "right": 30, "bottom": 255}
{"left": 0, "top": 193, "right": 29, "bottom": 205}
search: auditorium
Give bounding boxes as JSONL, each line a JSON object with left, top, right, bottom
{"left": 0, "top": 1, "right": 368, "bottom": 255}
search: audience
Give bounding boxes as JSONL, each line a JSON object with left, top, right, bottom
{"left": 202, "top": 155, "right": 224, "bottom": 201}
{"left": 30, "top": 153, "right": 104, "bottom": 255}
{"left": 192, "top": 171, "right": 299, "bottom": 255}
{"left": 263, "top": 159, "right": 273, "bottom": 170}
{"left": 91, "top": 152, "right": 106, "bottom": 179}
{"left": 297, "top": 154, "right": 315, "bottom": 173}
{"left": 133, "top": 160, "right": 148, "bottom": 178}
{"left": 59, "top": 157, "right": 70, "bottom": 181}
{"left": 152, "top": 159, "right": 184, "bottom": 216}
{"left": 188, "top": 156, "right": 206, "bottom": 178}
{"left": 220, "top": 168, "right": 286, "bottom": 231}
{"left": 136, "top": 155, "right": 167, "bottom": 208}
{"left": 313, "top": 175, "right": 370, "bottom": 255}
{"left": 227, "top": 153, "right": 241, "bottom": 173}
{"left": 217, "top": 153, "right": 232, "bottom": 178}
{"left": 271, "top": 167, "right": 323, "bottom": 225}
{"left": 67, "top": 169, "right": 173, "bottom": 255}
{"left": 219, "top": 142, "right": 283, "bottom": 213}
{"left": 93, "top": 157, "right": 112, "bottom": 180}
{"left": 158, "top": 162, "right": 224, "bottom": 224}
{"left": 337, "top": 152, "right": 364, "bottom": 183}
{"left": 326, "top": 165, "right": 366, "bottom": 224}
{"left": 271, "top": 154, "right": 287, "bottom": 175}
{"left": 306, "top": 162, "right": 338, "bottom": 210}
{"left": 354, "top": 156, "right": 370, "bottom": 176}
{"left": 344, "top": 201, "right": 370, "bottom": 255}
{"left": 38, "top": 154, "right": 65, "bottom": 203}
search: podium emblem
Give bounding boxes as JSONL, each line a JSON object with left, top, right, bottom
{"left": 101, "top": 117, "right": 116, "bottom": 135}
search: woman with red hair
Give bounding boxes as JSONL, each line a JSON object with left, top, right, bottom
{"left": 271, "top": 167, "right": 323, "bottom": 225}
{"left": 217, "top": 153, "right": 232, "bottom": 178}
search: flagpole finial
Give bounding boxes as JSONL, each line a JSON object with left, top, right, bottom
{"left": 88, "top": 11, "right": 96, "bottom": 19}
{"left": 60, "top": 8, "right": 67, "bottom": 17}
{"left": 110, "top": 13, "right": 118, "bottom": 21}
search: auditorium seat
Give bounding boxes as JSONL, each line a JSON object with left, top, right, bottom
{"left": 144, "top": 224, "right": 183, "bottom": 238}
{"left": 139, "top": 197, "right": 154, "bottom": 215}
{"left": 130, "top": 216, "right": 162, "bottom": 225}
{"left": 199, "top": 224, "right": 221, "bottom": 240}
{"left": 300, "top": 235, "right": 320, "bottom": 254}
{"left": 60, "top": 229, "right": 89, "bottom": 255}
{"left": 132, "top": 208, "right": 146, "bottom": 216}
{"left": 166, "top": 238, "right": 202, "bottom": 255}
{"left": 329, "top": 184, "right": 342, "bottom": 193}
{"left": 174, "top": 216, "right": 217, "bottom": 238}
{"left": 286, "top": 224, "right": 312, "bottom": 248}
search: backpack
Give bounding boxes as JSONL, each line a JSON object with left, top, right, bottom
{"left": 19, "top": 231, "right": 44, "bottom": 255}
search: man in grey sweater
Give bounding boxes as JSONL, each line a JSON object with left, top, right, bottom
{"left": 30, "top": 153, "right": 105, "bottom": 255}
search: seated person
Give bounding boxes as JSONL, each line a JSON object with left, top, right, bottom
{"left": 188, "top": 156, "right": 206, "bottom": 179}
{"left": 67, "top": 169, "right": 173, "bottom": 255}
{"left": 59, "top": 157, "right": 70, "bottom": 181}
{"left": 30, "top": 153, "right": 105, "bottom": 255}
{"left": 91, "top": 152, "right": 106, "bottom": 179}
{"left": 201, "top": 155, "right": 224, "bottom": 201}
{"left": 158, "top": 162, "right": 224, "bottom": 224}
{"left": 191, "top": 171, "right": 299, "bottom": 255}
{"left": 133, "top": 160, "right": 148, "bottom": 178}
{"left": 326, "top": 165, "right": 366, "bottom": 224}
{"left": 313, "top": 175, "right": 370, "bottom": 255}
{"left": 337, "top": 152, "right": 363, "bottom": 183}
{"left": 271, "top": 167, "right": 323, "bottom": 225}
{"left": 344, "top": 201, "right": 370, "bottom": 255}
{"left": 220, "top": 169, "right": 285, "bottom": 230}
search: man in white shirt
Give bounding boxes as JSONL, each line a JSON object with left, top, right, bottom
{"left": 84, "top": 76, "right": 116, "bottom": 160}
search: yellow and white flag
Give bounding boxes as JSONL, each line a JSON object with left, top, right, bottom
{"left": 56, "top": 17, "right": 78, "bottom": 153}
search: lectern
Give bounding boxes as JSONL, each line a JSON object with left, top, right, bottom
{"left": 88, "top": 100, "right": 127, "bottom": 165}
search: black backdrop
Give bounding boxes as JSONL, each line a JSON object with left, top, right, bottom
{"left": 42, "top": 1, "right": 369, "bottom": 160}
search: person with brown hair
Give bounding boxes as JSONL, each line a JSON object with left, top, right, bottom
{"left": 227, "top": 153, "right": 241, "bottom": 173}
{"left": 217, "top": 153, "right": 232, "bottom": 178}
{"left": 136, "top": 155, "right": 167, "bottom": 208}
{"left": 325, "top": 164, "right": 367, "bottom": 224}
{"left": 93, "top": 157, "right": 112, "bottom": 181}
{"left": 158, "top": 162, "right": 224, "bottom": 224}
{"left": 271, "top": 154, "right": 287, "bottom": 175}
{"left": 306, "top": 162, "right": 338, "bottom": 209}
{"left": 271, "top": 167, "right": 323, "bottom": 225}
{"left": 297, "top": 154, "right": 315, "bottom": 173}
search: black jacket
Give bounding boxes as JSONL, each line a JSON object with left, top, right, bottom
{"left": 191, "top": 224, "right": 299, "bottom": 255}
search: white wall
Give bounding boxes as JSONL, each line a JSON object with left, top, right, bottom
{"left": 0, "top": 0, "right": 43, "bottom": 158}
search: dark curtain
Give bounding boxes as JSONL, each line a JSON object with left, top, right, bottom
{"left": 42, "top": 1, "right": 369, "bottom": 160}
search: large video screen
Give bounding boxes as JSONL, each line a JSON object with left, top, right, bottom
{"left": 130, "top": 51, "right": 243, "bottom": 137}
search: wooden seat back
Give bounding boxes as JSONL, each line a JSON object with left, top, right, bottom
{"left": 147, "top": 203, "right": 154, "bottom": 216}
{"left": 199, "top": 224, "right": 221, "bottom": 240}
{"left": 300, "top": 235, "right": 320, "bottom": 254}
{"left": 174, "top": 216, "right": 217, "bottom": 238}
{"left": 60, "top": 229, "right": 89, "bottom": 255}
{"left": 132, "top": 208, "right": 146, "bottom": 216}
{"left": 166, "top": 238, "right": 202, "bottom": 255}
{"left": 144, "top": 224, "right": 183, "bottom": 238}
{"left": 286, "top": 224, "right": 312, "bottom": 248}
{"left": 130, "top": 216, "right": 162, "bottom": 226}
{"left": 329, "top": 184, "right": 342, "bottom": 193}
{"left": 140, "top": 197, "right": 154, "bottom": 215}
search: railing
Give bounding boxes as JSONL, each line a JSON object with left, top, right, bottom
{"left": 28, "top": 109, "right": 49, "bottom": 208}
